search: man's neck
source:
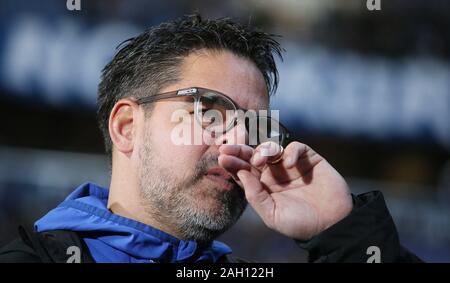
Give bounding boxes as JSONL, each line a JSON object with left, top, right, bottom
{"left": 107, "top": 185, "right": 184, "bottom": 240}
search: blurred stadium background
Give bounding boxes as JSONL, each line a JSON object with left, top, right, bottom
{"left": 0, "top": 0, "right": 449, "bottom": 262}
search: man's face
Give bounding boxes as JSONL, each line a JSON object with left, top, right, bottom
{"left": 134, "top": 50, "right": 269, "bottom": 242}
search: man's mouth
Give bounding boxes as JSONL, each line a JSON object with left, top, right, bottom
{"left": 204, "top": 167, "right": 235, "bottom": 191}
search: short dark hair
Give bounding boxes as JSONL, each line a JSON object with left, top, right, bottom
{"left": 97, "top": 14, "right": 283, "bottom": 158}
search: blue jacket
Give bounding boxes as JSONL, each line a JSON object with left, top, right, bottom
{"left": 34, "top": 182, "right": 232, "bottom": 263}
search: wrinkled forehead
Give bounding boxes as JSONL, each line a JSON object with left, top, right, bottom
{"left": 175, "top": 50, "right": 270, "bottom": 110}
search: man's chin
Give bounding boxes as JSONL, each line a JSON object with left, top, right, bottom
{"left": 195, "top": 182, "right": 247, "bottom": 220}
{"left": 170, "top": 178, "right": 247, "bottom": 242}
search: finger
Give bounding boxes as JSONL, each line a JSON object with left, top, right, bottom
{"left": 284, "top": 142, "right": 323, "bottom": 175}
{"left": 250, "top": 141, "right": 283, "bottom": 168}
{"left": 218, "top": 154, "right": 252, "bottom": 174}
{"left": 219, "top": 144, "right": 254, "bottom": 162}
{"left": 219, "top": 154, "right": 262, "bottom": 178}
{"left": 250, "top": 150, "right": 268, "bottom": 168}
{"left": 237, "top": 170, "right": 274, "bottom": 225}
{"left": 282, "top": 142, "right": 305, "bottom": 169}
{"left": 260, "top": 142, "right": 324, "bottom": 187}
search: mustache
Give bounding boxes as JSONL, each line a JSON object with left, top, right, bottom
{"left": 190, "top": 153, "right": 220, "bottom": 184}
{"left": 190, "top": 153, "right": 241, "bottom": 190}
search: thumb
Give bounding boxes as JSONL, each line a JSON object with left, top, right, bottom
{"left": 237, "top": 170, "right": 274, "bottom": 225}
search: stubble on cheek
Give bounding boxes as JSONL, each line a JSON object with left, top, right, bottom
{"left": 138, "top": 126, "right": 246, "bottom": 240}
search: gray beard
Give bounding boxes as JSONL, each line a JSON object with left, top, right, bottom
{"left": 137, "top": 138, "right": 247, "bottom": 243}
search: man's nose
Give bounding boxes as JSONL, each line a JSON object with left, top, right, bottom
{"left": 213, "top": 122, "right": 248, "bottom": 146}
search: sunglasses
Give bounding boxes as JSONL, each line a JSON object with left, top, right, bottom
{"left": 135, "top": 87, "right": 291, "bottom": 148}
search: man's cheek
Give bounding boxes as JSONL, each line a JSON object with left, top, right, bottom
{"left": 176, "top": 146, "right": 203, "bottom": 166}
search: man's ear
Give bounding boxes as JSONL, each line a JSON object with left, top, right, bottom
{"left": 109, "top": 98, "right": 139, "bottom": 155}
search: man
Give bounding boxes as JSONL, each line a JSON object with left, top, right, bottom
{"left": 0, "top": 15, "right": 421, "bottom": 263}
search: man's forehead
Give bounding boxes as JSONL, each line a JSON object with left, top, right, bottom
{"left": 175, "top": 50, "right": 269, "bottom": 110}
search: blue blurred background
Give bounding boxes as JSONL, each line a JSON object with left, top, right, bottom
{"left": 0, "top": 0, "right": 449, "bottom": 262}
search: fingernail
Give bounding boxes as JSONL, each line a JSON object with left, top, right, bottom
{"left": 251, "top": 152, "right": 261, "bottom": 165}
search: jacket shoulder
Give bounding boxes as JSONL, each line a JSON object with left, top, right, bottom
{"left": 0, "top": 237, "right": 42, "bottom": 263}
{"left": 0, "top": 226, "right": 94, "bottom": 263}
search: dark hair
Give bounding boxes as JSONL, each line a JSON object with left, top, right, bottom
{"left": 97, "top": 14, "right": 283, "bottom": 158}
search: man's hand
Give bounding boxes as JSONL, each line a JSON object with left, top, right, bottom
{"left": 218, "top": 141, "right": 353, "bottom": 241}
